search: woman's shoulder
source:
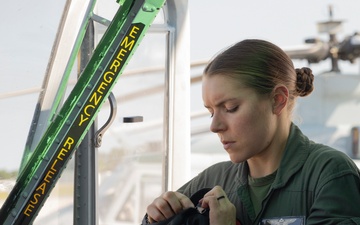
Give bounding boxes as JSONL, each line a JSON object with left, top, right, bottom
{"left": 309, "top": 142, "right": 351, "bottom": 161}
{"left": 201, "top": 160, "right": 240, "bottom": 175}
{"left": 289, "top": 124, "right": 359, "bottom": 173}
{"left": 178, "top": 161, "right": 242, "bottom": 196}
{"left": 306, "top": 142, "right": 359, "bottom": 174}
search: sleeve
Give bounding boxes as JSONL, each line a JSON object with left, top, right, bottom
{"left": 176, "top": 167, "right": 216, "bottom": 197}
{"left": 307, "top": 169, "right": 360, "bottom": 224}
{"left": 177, "top": 161, "right": 237, "bottom": 197}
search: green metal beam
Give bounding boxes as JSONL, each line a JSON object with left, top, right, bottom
{"left": 0, "top": 0, "right": 166, "bottom": 224}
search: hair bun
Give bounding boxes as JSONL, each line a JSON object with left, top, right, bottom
{"left": 295, "top": 67, "right": 314, "bottom": 97}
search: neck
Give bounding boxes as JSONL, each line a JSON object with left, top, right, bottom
{"left": 247, "top": 120, "right": 291, "bottom": 178}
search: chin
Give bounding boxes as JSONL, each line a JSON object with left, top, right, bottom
{"left": 229, "top": 156, "right": 245, "bottom": 164}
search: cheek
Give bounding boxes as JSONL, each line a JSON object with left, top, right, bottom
{"left": 233, "top": 105, "right": 272, "bottom": 140}
{"left": 230, "top": 111, "right": 259, "bottom": 139}
{"left": 237, "top": 105, "right": 264, "bottom": 126}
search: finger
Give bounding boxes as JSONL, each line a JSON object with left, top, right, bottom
{"left": 203, "top": 186, "right": 224, "bottom": 198}
{"left": 200, "top": 186, "right": 236, "bottom": 225}
{"left": 174, "top": 192, "right": 195, "bottom": 209}
{"left": 201, "top": 186, "right": 227, "bottom": 208}
{"left": 146, "top": 191, "right": 195, "bottom": 222}
{"left": 158, "top": 192, "right": 181, "bottom": 218}
{"left": 162, "top": 192, "right": 194, "bottom": 214}
{"left": 201, "top": 195, "right": 220, "bottom": 209}
{"left": 146, "top": 199, "right": 166, "bottom": 222}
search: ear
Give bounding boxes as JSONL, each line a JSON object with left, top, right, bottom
{"left": 272, "top": 85, "right": 289, "bottom": 115}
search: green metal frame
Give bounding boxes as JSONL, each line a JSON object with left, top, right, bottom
{"left": 0, "top": 0, "right": 166, "bottom": 224}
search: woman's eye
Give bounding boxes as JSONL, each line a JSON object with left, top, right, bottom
{"left": 226, "top": 106, "right": 238, "bottom": 113}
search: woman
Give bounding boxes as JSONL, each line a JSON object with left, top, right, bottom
{"left": 144, "top": 39, "right": 360, "bottom": 225}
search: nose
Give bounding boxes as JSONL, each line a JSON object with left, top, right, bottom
{"left": 210, "top": 113, "right": 226, "bottom": 133}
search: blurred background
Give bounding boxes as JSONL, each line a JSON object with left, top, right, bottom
{"left": 0, "top": 0, "right": 360, "bottom": 224}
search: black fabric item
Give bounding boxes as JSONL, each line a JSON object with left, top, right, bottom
{"left": 141, "top": 188, "right": 212, "bottom": 225}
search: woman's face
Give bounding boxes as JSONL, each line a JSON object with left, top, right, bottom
{"left": 202, "top": 75, "right": 277, "bottom": 163}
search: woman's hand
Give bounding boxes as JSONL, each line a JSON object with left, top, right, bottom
{"left": 146, "top": 191, "right": 194, "bottom": 223}
{"left": 200, "top": 186, "right": 236, "bottom": 225}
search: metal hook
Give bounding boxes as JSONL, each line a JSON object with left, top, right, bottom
{"left": 95, "top": 92, "right": 117, "bottom": 147}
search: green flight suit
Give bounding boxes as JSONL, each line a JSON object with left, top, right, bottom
{"left": 178, "top": 123, "right": 360, "bottom": 225}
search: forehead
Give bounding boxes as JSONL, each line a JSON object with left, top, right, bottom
{"left": 202, "top": 75, "right": 254, "bottom": 103}
{"left": 203, "top": 74, "right": 237, "bottom": 85}
{"left": 202, "top": 75, "right": 243, "bottom": 93}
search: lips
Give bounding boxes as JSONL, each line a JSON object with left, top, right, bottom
{"left": 221, "top": 140, "right": 234, "bottom": 150}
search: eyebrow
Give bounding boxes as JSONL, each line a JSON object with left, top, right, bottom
{"left": 204, "top": 98, "right": 238, "bottom": 109}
